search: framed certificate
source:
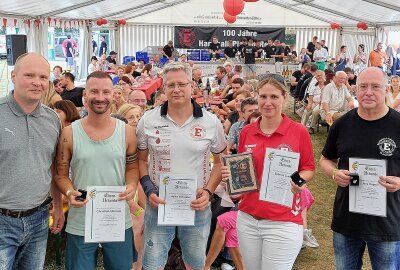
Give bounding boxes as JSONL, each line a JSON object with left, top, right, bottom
{"left": 223, "top": 153, "right": 259, "bottom": 195}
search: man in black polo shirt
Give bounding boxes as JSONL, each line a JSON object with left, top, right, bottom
{"left": 208, "top": 36, "right": 221, "bottom": 60}
{"left": 320, "top": 67, "right": 400, "bottom": 269}
{"left": 162, "top": 40, "right": 175, "bottom": 59}
{"left": 60, "top": 72, "right": 84, "bottom": 107}
{"left": 224, "top": 40, "right": 238, "bottom": 59}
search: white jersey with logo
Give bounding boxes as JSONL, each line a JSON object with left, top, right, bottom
{"left": 137, "top": 101, "right": 227, "bottom": 188}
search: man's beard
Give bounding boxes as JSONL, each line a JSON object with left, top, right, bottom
{"left": 88, "top": 100, "right": 111, "bottom": 114}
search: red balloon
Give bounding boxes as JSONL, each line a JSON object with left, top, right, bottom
{"left": 96, "top": 19, "right": 103, "bottom": 26}
{"left": 101, "top": 18, "right": 108, "bottom": 24}
{"left": 223, "top": 0, "right": 245, "bottom": 16}
{"left": 330, "top": 22, "right": 340, "bottom": 29}
{"left": 224, "top": 12, "right": 236, "bottom": 24}
{"left": 121, "top": 19, "right": 126, "bottom": 25}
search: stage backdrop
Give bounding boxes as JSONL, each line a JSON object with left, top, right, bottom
{"left": 174, "top": 26, "right": 285, "bottom": 49}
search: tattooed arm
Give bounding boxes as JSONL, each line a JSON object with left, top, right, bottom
{"left": 54, "top": 126, "right": 87, "bottom": 207}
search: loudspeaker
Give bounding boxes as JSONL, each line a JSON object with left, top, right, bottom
{"left": 6, "top": 35, "right": 27, "bottom": 66}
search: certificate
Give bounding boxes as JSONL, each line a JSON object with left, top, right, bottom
{"left": 259, "top": 148, "right": 300, "bottom": 208}
{"left": 223, "top": 153, "right": 259, "bottom": 195}
{"left": 349, "top": 158, "right": 387, "bottom": 217}
{"left": 84, "top": 186, "right": 125, "bottom": 243}
{"left": 158, "top": 173, "right": 197, "bottom": 226}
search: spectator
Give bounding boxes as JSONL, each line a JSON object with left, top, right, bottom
{"left": 60, "top": 72, "right": 84, "bottom": 108}
{"left": 209, "top": 35, "right": 222, "bottom": 60}
{"left": 162, "top": 40, "right": 175, "bottom": 59}
{"left": 223, "top": 61, "right": 234, "bottom": 74}
{"left": 128, "top": 90, "right": 147, "bottom": 112}
{"left": 130, "top": 62, "right": 142, "bottom": 78}
{"left": 307, "top": 36, "right": 318, "bottom": 61}
{"left": 234, "top": 64, "right": 243, "bottom": 77}
{"left": 238, "top": 38, "right": 248, "bottom": 59}
{"left": 112, "top": 66, "right": 126, "bottom": 85}
{"left": 50, "top": 65, "right": 63, "bottom": 81}
{"left": 87, "top": 56, "right": 99, "bottom": 75}
{"left": 224, "top": 40, "right": 238, "bottom": 59}
{"left": 368, "top": 42, "right": 387, "bottom": 68}
{"left": 153, "top": 54, "right": 164, "bottom": 68}
{"left": 216, "top": 66, "right": 228, "bottom": 91}
{"left": 271, "top": 39, "right": 285, "bottom": 62}
{"left": 388, "top": 75, "right": 400, "bottom": 111}
{"left": 335, "top": 45, "right": 349, "bottom": 72}
{"left": 63, "top": 35, "right": 75, "bottom": 70}
{"left": 118, "top": 76, "right": 133, "bottom": 101}
{"left": 124, "top": 65, "right": 138, "bottom": 84}
{"left": 313, "top": 42, "right": 329, "bottom": 71}
{"left": 299, "top": 48, "right": 311, "bottom": 67}
{"left": 263, "top": 39, "right": 275, "bottom": 59}
{"left": 353, "top": 44, "right": 367, "bottom": 75}
{"left": 98, "top": 35, "right": 107, "bottom": 57}
{"left": 41, "top": 81, "right": 62, "bottom": 108}
{"left": 320, "top": 39, "right": 328, "bottom": 52}
{"left": 180, "top": 54, "right": 187, "bottom": 63}
{"left": 290, "top": 63, "right": 310, "bottom": 96}
{"left": 53, "top": 100, "right": 80, "bottom": 128}
{"left": 320, "top": 71, "right": 354, "bottom": 124}
{"left": 227, "top": 97, "right": 258, "bottom": 154}
{"left": 224, "top": 90, "right": 252, "bottom": 134}
{"left": 92, "top": 37, "right": 97, "bottom": 55}
{"left": 111, "top": 86, "right": 127, "bottom": 113}
{"left": 243, "top": 38, "right": 257, "bottom": 79}
{"left": 106, "top": 51, "right": 118, "bottom": 66}
{"left": 53, "top": 78, "right": 64, "bottom": 94}
{"left": 344, "top": 67, "right": 357, "bottom": 93}
{"left": 221, "top": 77, "right": 244, "bottom": 102}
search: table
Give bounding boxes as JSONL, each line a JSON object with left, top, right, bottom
{"left": 132, "top": 77, "right": 163, "bottom": 100}
{"left": 195, "top": 96, "right": 223, "bottom": 106}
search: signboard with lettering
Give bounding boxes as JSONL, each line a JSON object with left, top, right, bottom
{"left": 174, "top": 26, "right": 285, "bottom": 49}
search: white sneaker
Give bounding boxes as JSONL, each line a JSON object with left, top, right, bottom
{"left": 303, "top": 229, "right": 319, "bottom": 248}
{"left": 221, "top": 262, "right": 235, "bottom": 270}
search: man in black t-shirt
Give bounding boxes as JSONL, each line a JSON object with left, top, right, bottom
{"left": 60, "top": 72, "right": 84, "bottom": 107}
{"left": 162, "top": 40, "right": 175, "bottom": 59}
{"left": 290, "top": 63, "right": 310, "bottom": 94}
{"left": 264, "top": 39, "right": 275, "bottom": 59}
{"left": 243, "top": 39, "right": 257, "bottom": 79}
{"left": 320, "top": 67, "right": 400, "bottom": 270}
{"left": 344, "top": 67, "right": 357, "bottom": 93}
{"left": 307, "top": 36, "right": 318, "bottom": 61}
{"left": 272, "top": 40, "right": 285, "bottom": 62}
{"left": 224, "top": 40, "right": 238, "bottom": 59}
{"left": 92, "top": 38, "right": 98, "bottom": 54}
{"left": 237, "top": 38, "right": 247, "bottom": 59}
{"left": 98, "top": 35, "right": 107, "bottom": 57}
{"left": 292, "top": 63, "right": 317, "bottom": 99}
{"left": 208, "top": 36, "right": 221, "bottom": 60}
{"left": 106, "top": 51, "right": 118, "bottom": 66}
{"left": 255, "top": 40, "right": 264, "bottom": 59}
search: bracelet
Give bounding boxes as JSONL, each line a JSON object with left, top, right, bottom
{"left": 332, "top": 168, "right": 338, "bottom": 180}
{"left": 133, "top": 207, "right": 144, "bottom": 217}
{"left": 326, "top": 111, "right": 331, "bottom": 115}
{"left": 66, "top": 189, "right": 73, "bottom": 199}
{"left": 203, "top": 188, "right": 213, "bottom": 201}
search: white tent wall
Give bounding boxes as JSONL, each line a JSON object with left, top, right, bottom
{"left": 118, "top": 24, "right": 174, "bottom": 60}
{"left": 78, "top": 25, "right": 92, "bottom": 80}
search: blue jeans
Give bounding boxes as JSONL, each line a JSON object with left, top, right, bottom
{"left": 333, "top": 231, "right": 400, "bottom": 270}
{"left": 142, "top": 203, "right": 211, "bottom": 270}
{"left": 0, "top": 206, "right": 49, "bottom": 270}
{"left": 65, "top": 228, "right": 135, "bottom": 270}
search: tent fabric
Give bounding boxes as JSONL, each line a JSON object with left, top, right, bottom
{"left": 78, "top": 25, "right": 91, "bottom": 80}
{"left": 1, "top": 0, "right": 400, "bottom": 26}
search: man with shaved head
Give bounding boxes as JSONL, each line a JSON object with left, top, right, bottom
{"left": 320, "top": 67, "right": 400, "bottom": 269}
{"left": 128, "top": 90, "right": 147, "bottom": 112}
{"left": 0, "top": 53, "right": 64, "bottom": 269}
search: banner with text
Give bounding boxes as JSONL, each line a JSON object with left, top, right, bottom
{"left": 174, "top": 26, "right": 285, "bottom": 49}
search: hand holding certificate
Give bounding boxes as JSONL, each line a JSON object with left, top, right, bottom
{"left": 348, "top": 158, "right": 387, "bottom": 217}
{"left": 158, "top": 173, "right": 197, "bottom": 226}
{"left": 259, "top": 148, "right": 300, "bottom": 208}
{"left": 84, "top": 186, "right": 126, "bottom": 243}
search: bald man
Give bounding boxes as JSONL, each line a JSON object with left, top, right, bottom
{"left": 0, "top": 53, "right": 64, "bottom": 269}
{"left": 128, "top": 90, "right": 147, "bottom": 111}
{"left": 320, "top": 67, "right": 400, "bottom": 269}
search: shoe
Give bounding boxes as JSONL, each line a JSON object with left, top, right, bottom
{"left": 307, "top": 127, "right": 315, "bottom": 134}
{"left": 221, "top": 262, "right": 235, "bottom": 270}
{"left": 303, "top": 229, "right": 319, "bottom": 248}
{"left": 301, "top": 242, "right": 306, "bottom": 249}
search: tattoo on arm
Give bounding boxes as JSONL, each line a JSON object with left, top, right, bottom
{"left": 126, "top": 152, "right": 138, "bottom": 164}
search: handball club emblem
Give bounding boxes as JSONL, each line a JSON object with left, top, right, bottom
{"left": 178, "top": 28, "right": 196, "bottom": 47}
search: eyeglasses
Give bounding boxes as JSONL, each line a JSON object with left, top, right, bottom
{"left": 165, "top": 82, "right": 190, "bottom": 90}
{"left": 358, "top": 84, "right": 385, "bottom": 92}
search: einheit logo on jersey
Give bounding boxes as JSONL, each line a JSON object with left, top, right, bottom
{"left": 190, "top": 125, "right": 206, "bottom": 139}
{"left": 377, "top": 138, "right": 396, "bottom": 156}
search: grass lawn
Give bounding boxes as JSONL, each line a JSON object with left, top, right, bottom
{"left": 43, "top": 96, "right": 373, "bottom": 270}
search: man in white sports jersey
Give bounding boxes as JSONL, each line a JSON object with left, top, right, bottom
{"left": 55, "top": 71, "right": 139, "bottom": 269}
{"left": 137, "top": 62, "right": 227, "bottom": 270}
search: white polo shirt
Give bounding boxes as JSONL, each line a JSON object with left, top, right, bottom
{"left": 137, "top": 100, "right": 227, "bottom": 188}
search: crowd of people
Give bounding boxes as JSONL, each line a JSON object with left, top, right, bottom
{"left": 1, "top": 32, "right": 400, "bottom": 270}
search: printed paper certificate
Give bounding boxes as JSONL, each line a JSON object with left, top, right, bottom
{"left": 84, "top": 186, "right": 125, "bottom": 243}
{"left": 349, "top": 158, "right": 387, "bottom": 217}
{"left": 259, "top": 148, "right": 300, "bottom": 208}
{"left": 158, "top": 173, "right": 197, "bottom": 226}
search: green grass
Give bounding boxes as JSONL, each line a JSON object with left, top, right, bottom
{"left": 43, "top": 96, "right": 372, "bottom": 270}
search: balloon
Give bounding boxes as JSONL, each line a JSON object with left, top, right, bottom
{"left": 223, "top": 0, "right": 245, "bottom": 16}
{"left": 224, "top": 12, "right": 236, "bottom": 24}
{"left": 101, "top": 18, "right": 108, "bottom": 24}
{"left": 96, "top": 19, "right": 103, "bottom": 26}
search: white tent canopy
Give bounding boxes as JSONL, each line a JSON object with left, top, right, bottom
{"left": 1, "top": 0, "right": 399, "bottom": 80}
